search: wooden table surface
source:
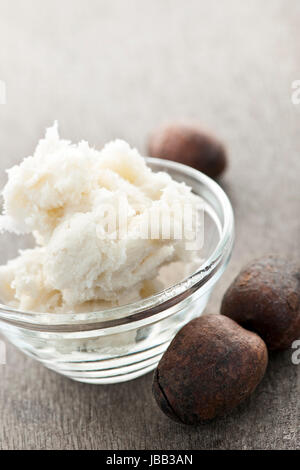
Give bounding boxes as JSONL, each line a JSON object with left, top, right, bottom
{"left": 0, "top": 0, "right": 299, "bottom": 450}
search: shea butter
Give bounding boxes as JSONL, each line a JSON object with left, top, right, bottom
{"left": 0, "top": 124, "right": 203, "bottom": 313}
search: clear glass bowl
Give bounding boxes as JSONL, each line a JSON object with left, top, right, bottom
{"left": 0, "top": 158, "right": 234, "bottom": 384}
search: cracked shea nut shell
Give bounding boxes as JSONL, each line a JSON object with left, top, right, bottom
{"left": 148, "top": 122, "right": 227, "bottom": 179}
{"left": 221, "top": 256, "right": 300, "bottom": 351}
{"left": 153, "top": 314, "right": 268, "bottom": 424}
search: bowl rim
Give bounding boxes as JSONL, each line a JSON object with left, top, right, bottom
{"left": 0, "top": 157, "right": 234, "bottom": 331}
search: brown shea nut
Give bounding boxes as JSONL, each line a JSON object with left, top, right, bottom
{"left": 221, "top": 256, "right": 300, "bottom": 351}
{"left": 153, "top": 314, "right": 268, "bottom": 424}
{"left": 148, "top": 122, "right": 227, "bottom": 179}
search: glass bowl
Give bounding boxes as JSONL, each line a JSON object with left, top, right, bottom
{"left": 0, "top": 158, "right": 234, "bottom": 384}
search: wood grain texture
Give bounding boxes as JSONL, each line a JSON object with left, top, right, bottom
{"left": 0, "top": 0, "right": 299, "bottom": 450}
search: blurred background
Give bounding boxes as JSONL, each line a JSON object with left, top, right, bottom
{"left": 0, "top": 0, "right": 299, "bottom": 450}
